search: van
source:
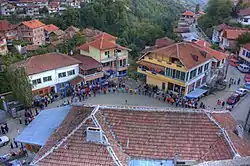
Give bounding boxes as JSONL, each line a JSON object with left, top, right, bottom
{"left": 237, "top": 64, "right": 250, "bottom": 73}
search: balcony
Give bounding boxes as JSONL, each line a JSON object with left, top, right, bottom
{"left": 137, "top": 67, "right": 185, "bottom": 86}
{"left": 143, "top": 57, "right": 186, "bottom": 72}
{"left": 82, "top": 72, "right": 104, "bottom": 82}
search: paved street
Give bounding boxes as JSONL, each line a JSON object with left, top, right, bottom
{"left": 1, "top": 64, "right": 250, "bottom": 164}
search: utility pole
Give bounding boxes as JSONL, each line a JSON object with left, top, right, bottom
{"left": 244, "top": 108, "right": 250, "bottom": 130}
{"left": 115, "top": 49, "right": 118, "bottom": 77}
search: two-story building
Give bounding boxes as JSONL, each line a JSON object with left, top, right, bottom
{"left": 137, "top": 42, "right": 214, "bottom": 96}
{"left": 17, "top": 20, "right": 46, "bottom": 45}
{"left": 43, "top": 24, "right": 59, "bottom": 43}
{"left": 71, "top": 55, "right": 103, "bottom": 87}
{"left": 238, "top": 43, "right": 250, "bottom": 66}
{"left": 0, "top": 20, "right": 18, "bottom": 45}
{"left": 0, "top": 37, "right": 8, "bottom": 55}
{"left": 212, "top": 24, "right": 229, "bottom": 44}
{"left": 220, "top": 28, "right": 248, "bottom": 50}
{"left": 238, "top": 7, "right": 250, "bottom": 25}
{"left": 13, "top": 53, "right": 81, "bottom": 96}
{"left": 78, "top": 32, "right": 131, "bottom": 77}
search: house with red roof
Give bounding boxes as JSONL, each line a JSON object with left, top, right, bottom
{"left": 78, "top": 31, "right": 131, "bottom": 77}
{"left": 27, "top": 105, "right": 250, "bottom": 166}
{"left": 43, "top": 24, "right": 59, "bottom": 43}
{"left": 0, "top": 20, "right": 18, "bottom": 44}
{"left": 13, "top": 53, "right": 81, "bottom": 96}
{"left": 238, "top": 7, "right": 250, "bottom": 25}
{"left": 180, "top": 11, "right": 195, "bottom": 25}
{"left": 219, "top": 27, "right": 248, "bottom": 50}
{"left": 17, "top": 19, "right": 46, "bottom": 45}
{"left": 238, "top": 43, "right": 250, "bottom": 66}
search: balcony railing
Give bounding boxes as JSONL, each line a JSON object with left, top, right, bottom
{"left": 137, "top": 67, "right": 185, "bottom": 86}
{"left": 143, "top": 57, "right": 186, "bottom": 72}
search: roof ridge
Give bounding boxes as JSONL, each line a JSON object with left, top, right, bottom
{"left": 204, "top": 111, "right": 239, "bottom": 158}
{"left": 32, "top": 108, "right": 96, "bottom": 165}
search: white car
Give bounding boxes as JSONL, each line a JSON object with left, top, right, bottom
{"left": 235, "top": 88, "right": 249, "bottom": 96}
{"left": 0, "top": 136, "right": 9, "bottom": 147}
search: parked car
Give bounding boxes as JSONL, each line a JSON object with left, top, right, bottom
{"left": 235, "top": 88, "right": 249, "bottom": 96}
{"left": 244, "top": 83, "right": 250, "bottom": 90}
{"left": 237, "top": 64, "right": 250, "bottom": 73}
{"left": 0, "top": 136, "right": 9, "bottom": 147}
{"left": 227, "top": 93, "right": 241, "bottom": 105}
{"left": 245, "top": 74, "right": 250, "bottom": 82}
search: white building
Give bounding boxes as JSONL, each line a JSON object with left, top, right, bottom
{"left": 13, "top": 53, "right": 81, "bottom": 96}
{"left": 238, "top": 7, "right": 250, "bottom": 25}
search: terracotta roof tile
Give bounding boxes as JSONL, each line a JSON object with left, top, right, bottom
{"left": 239, "top": 7, "right": 250, "bottom": 16}
{"left": 182, "top": 11, "right": 195, "bottom": 16}
{"left": 44, "top": 24, "right": 59, "bottom": 32}
{"left": 52, "top": 29, "right": 65, "bottom": 36}
{"left": 146, "top": 42, "right": 213, "bottom": 70}
{"left": 99, "top": 109, "right": 234, "bottom": 161}
{"left": 82, "top": 28, "right": 102, "bottom": 41}
{"left": 72, "top": 55, "right": 102, "bottom": 70}
{"left": 93, "top": 32, "right": 117, "bottom": 41}
{"left": 212, "top": 112, "right": 250, "bottom": 157}
{"left": 13, "top": 53, "right": 81, "bottom": 75}
{"left": 0, "top": 20, "right": 17, "bottom": 31}
{"left": 242, "top": 43, "right": 250, "bottom": 50}
{"left": 33, "top": 106, "right": 250, "bottom": 165}
{"left": 22, "top": 20, "right": 45, "bottom": 29}
{"left": 195, "top": 40, "right": 228, "bottom": 61}
{"left": 65, "top": 26, "right": 80, "bottom": 34}
{"left": 224, "top": 29, "right": 248, "bottom": 40}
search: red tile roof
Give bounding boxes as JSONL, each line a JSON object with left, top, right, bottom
{"left": 34, "top": 106, "right": 250, "bottom": 165}
{"left": 0, "top": 20, "right": 17, "bottom": 31}
{"left": 182, "top": 11, "right": 195, "bottom": 16}
{"left": 140, "top": 42, "right": 213, "bottom": 70}
{"left": 43, "top": 24, "right": 59, "bottom": 32}
{"left": 212, "top": 112, "right": 250, "bottom": 157}
{"left": 239, "top": 7, "right": 250, "bottom": 16}
{"left": 78, "top": 37, "right": 130, "bottom": 51}
{"left": 224, "top": 29, "right": 248, "bottom": 40}
{"left": 22, "top": 20, "right": 45, "bottom": 29}
{"left": 93, "top": 32, "right": 117, "bottom": 41}
{"left": 242, "top": 43, "right": 250, "bottom": 50}
{"left": 13, "top": 53, "right": 81, "bottom": 75}
{"left": 72, "top": 54, "right": 102, "bottom": 70}
{"left": 195, "top": 40, "right": 227, "bottom": 61}
{"left": 65, "top": 26, "right": 80, "bottom": 34}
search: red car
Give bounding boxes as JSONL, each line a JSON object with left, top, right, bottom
{"left": 245, "top": 74, "right": 250, "bottom": 82}
{"left": 227, "top": 93, "right": 240, "bottom": 105}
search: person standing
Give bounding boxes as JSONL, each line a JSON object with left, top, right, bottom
{"left": 238, "top": 78, "right": 241, "bottom": 85}
{"left": 19, "top": 118, "right": 22, "bottom": 124}
{"left": 222, "top": 101, "right": 225, "bottom": 107}
{"left": 13, "top": 138, "right": 18, "bottom": 148}
{"left": 10, "top": 141, "right": 14, "bottom": 149}
{"left": 4, "top": 123, "right": 9, "bottom": 133}
{"left": 1, "top": 126, "right": 5, "bottom": 134}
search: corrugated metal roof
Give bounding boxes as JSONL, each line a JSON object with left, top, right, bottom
{"left": 130, "top": 159, "right": 173, "bottom": 166}
{"left": 16, "top": 106, "right": 71, "bottom": 146}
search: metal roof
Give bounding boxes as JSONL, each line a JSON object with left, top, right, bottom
{"left": 16, "top": 106, "right": 71, "bottom": 146}
{"left": 130, "top": 159, "right": 173, "bottom": 166}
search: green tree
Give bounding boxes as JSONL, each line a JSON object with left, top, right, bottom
{"left": 5, "top": 66, "right": 33, "bottom": 108}
{"left": 195, "top": 4, "right": 200, "bottom": 14}
{"left": 198, "top": 0, "right": 233, "bottom": 37}
{"left": 237, "top": 32, "right": 250, "bottom": 46}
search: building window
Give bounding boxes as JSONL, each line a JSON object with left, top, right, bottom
{"left": 105, "top": 51, "right": 110, "bottom": 58}
{"left": 189, "top": 69, "right": 197, "bottom": 80}
{"left": 58, "top": 72, "right": 66, "bottom": 78}
{"left": 123, "top": 59, "right": 126, "bottom": 66}
{"left": 243, "top": 49, "right": 246, "bottom": 56}
{"left": 176, "top": 70, "right": 180, "bottom": 79}
{"left": 119, "top": 60, "right": 122, "bottom": 67}
{"left": 67, "top": 69, "right": 75, "bottom": 76}
{"left": 204, "top": 63, "right": 209, "bottom": 71}
{"left": 165, "top": 67, "right": 171, "bottom": 77}
{"left": 32, "top": 78, "right": 41, "bottom": 85}
{"left": 198, "top": 66, "right": 203, "bottom": 75}
{"left": 43, "top": 76, "right": 52, "bottom": 82}
{"left": 103, "top": 62, "right": 111, "bottom": 67}
{"left": 180, "top": 72, "right": 185, "bottom": 81}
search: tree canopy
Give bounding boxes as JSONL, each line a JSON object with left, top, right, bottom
{"left": 198, "top": 0, "right": 233, "bottom": 37}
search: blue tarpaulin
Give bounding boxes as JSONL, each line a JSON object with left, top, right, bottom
{"left": 130, "top": 159, "right": 173, "bottom": 166}
{"left": 186, "top": 88, "right": 208, "bottom": 99}
{"left": 16, "top": 106, "right": 71, "bottom": 146}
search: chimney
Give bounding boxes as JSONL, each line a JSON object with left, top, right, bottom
{"left": 236, "top": 125, "right": 244, "bottom": 138}
{"left": 86, "top": 127, "right": 103, "bottom": 143}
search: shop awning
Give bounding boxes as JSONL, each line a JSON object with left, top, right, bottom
{"left": 186, "top": 88, "right": 208, "bottom": 99}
